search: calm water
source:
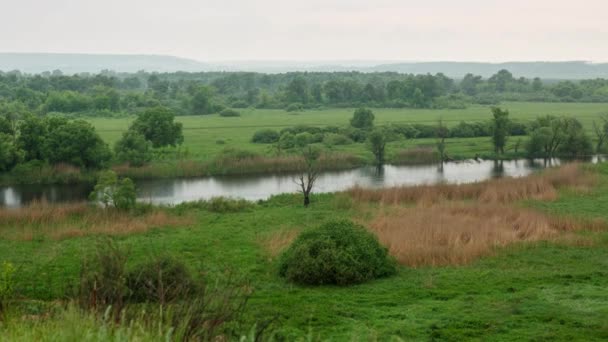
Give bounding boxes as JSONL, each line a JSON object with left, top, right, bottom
{"left": 1, "top": 157, "right": 606, "bottom": 208}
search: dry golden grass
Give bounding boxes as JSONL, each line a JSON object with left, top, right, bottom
{"left": 0, "top": 201, "right": 193, "bottom": 241}
{"left": 348, "top": 164, "right": 603, "bottom": 267}
{"left": 368, "top": 203, "right": 606, "bottom": 267}
{"left": 349, "top": 163, "right": 596, "bottom": 205}
{"left": 257, "top": 228, "right": 301, "bottom": 260}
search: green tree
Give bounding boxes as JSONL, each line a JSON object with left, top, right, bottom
{"left": 191, "top": 86, "right": 213, "bottom": 115}
{"left": 368, "top": 129, "right": 386, "bottom": 166}
{"left": 491, "top": 107, "right": 510, "bottom": 154}
{"left": 89, "top": 170, "right": 137, "bottom": 210}
{"left": 350, "top": 108, "right": 375, "bottom": 129}
{"left": 44, "top": 119, "right": 111, "bottom": 169}
{"left": 0, "top": 133, "right": 23, "bottom": 171}
{"left": 285, "top": 77, "right": 309, "bottom": 104}
{"left": 130, "top": 107, "right": 184, "bottom": 148}
{"left": 526, "top": 116, "right": 591, "bottom": 157}
{"left": 296, "top": 146, "right": 321, "bottom": 207}
{"left": 592, "top": 114, "right": 608, "bottom": 152}
{"left": 115, "top": 130, "right": 152, "bottom": 167}
{"left": 0, "top": 116, "right": 13, "bottom": 136}
{"left": 17, "top": 114, "right": 47, "bottom": 161}
{"left": 436, "top": 119, "right": 449, "bottom": 162}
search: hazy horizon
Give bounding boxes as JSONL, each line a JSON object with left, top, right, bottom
{"left": 2, "top": 0, "right": 608, "bottom": 62}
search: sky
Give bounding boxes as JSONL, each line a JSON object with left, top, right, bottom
{"left": 2, "top": 0, "right": 608, "bottom": 62}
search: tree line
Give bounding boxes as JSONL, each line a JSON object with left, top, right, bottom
{"left": 1, "top": 69, "right": 608, "bottom": 119}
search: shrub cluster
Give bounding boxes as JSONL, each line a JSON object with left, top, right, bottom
{"left": 279, "top": 220, "right": 397, "bottom": 286}
{"left": 219, "top": 108, "right": 241, "bottom": 117}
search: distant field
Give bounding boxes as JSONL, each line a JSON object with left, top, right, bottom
{"left": 89, "top": 102, "right": 608, "bottom": 161}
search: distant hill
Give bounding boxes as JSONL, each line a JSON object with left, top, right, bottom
{"left": 367, "top": 61, "right": 608, "bottom": 79}
{"left": 216, "top": 60, "right": 608, "bottom": 79}
{"left": 1, "top": 53, "right": 608, "bottom": 79}
{"left": 0, "top": 53, "right": 208, "bottom": 74}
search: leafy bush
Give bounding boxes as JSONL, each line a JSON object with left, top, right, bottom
{"left": 279, "top": 132, "right": 296, "bottom": 149}
{"left": 89, "top": 171, "right": 137, "bottom": 210}
{"left": 78, "top": 239, "right": 129, "bottom": 317}
{"left": 279, "top": 220, "right": 397, "bottom": 286}
{"left": 207, "top": 197, "right": 255, "bottom": 213}
{"left": 127, "top": 256, "right": 197, "bottom": 303}
{"left": 323, "top": 133, "right": 353, "bottom": 146}
{"left": 285, "top": 102, "right": 304, "bottom": 112}
{"left": 251, "top": 129, "right": 280, "bottom": 144}
{"left": 219, "top": 108, "right": 241, "bottom": 117}
{"left": 295, "top": 132, "right": 313, "bottom": 147}
{"left": 114, "top": 130, "right": 152, "bottom": 167}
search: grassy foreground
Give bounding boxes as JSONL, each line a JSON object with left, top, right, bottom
{"left": 1, "top": 163, "right": 608, "bottom": 340}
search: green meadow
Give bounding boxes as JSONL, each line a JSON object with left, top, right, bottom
{"left": 89, "top": 102, "right": 608, "bottom": 162}
{"left": 1, "top": 163, "right": 608, "bottom": 340}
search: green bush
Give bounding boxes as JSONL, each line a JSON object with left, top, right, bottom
{"left": 127, "top": 256, "right": 197, "bottom": 303}
{"left": 219, "top": 108, "right": 241, "bottom": 117}
{"left": 295, "top": 132, "right": 313, "bottom": 147}
{"left": 285, "top": 102, "right": 304, "bottom": 112}
{"left": 323, "top": 133, "right": 353, "bottom": 146}
{"left": 207, "top": 197, "right": 254, "bottom": 213}
{"left": 251, "top": 129, "right": 280, "bottom": 144}
{"left": 78, "top": 239, "right": 129, "bottom": 317}
{"left": 279, "top": 220, "right": 397, "bottom": 286}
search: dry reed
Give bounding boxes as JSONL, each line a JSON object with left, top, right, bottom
{"left": 0, "top": 200, "right": 193, "bottom": 241}
{"left": 368, "top": 203, "right": 606, "bottom": 267}
{"left": 349, "top": 163, "right": 595, "bottom": 205}
{"left": 257, "top": 228, "right": 301, "bottom": 259}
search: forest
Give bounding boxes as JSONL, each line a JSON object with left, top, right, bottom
{"left": 1, "top": 69, "right": 608, "bottom": 120}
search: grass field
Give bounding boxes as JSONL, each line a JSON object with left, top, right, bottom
{"left": 89, "top": 102, "right": 608, "bottom": 163}
{"left": 2, "top": 162, "right": 608, "bottom": 340}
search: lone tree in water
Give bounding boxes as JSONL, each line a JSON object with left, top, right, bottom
{"left": 368, "top": 129, "right": 386, "bottom": 166}
{"left": 491, "top": 107, "right": 510, "bottom": 154}
{"left": 592, "top": 114, "right": 608, "bottom": 152}
{"left": 295, "top": 146, "right": 320, "bottom": 207}
{"left": 436, "top": 118, "right": 449, "bottom": 162}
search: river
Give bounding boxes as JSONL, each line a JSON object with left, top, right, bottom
{"left": 1, "top": 156, "right": 605, "bottom": 208}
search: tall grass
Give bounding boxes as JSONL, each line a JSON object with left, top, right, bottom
{"left": 368, "top": 203, "right": 606, "bottom": 267}
{"left": 349, "top": 163, "right": 595, "bottom": 205}
{"left": 0, "top": 303, "right": 262, "bottom": 342}
{"left": 0, "top": 201, "right": 193, "bottom": 241}
{"left": 391, "top": 147, "right": 440, "bottom": 165}
{"left": 113, "top": 152, "right": 365, "bottom": 180}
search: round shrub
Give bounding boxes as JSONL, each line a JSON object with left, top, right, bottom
{"left": 127, "top": 256, "right": 197, "bottom": 302}
{"left": 295, "top": 132, "right": 313, "bottom": 147}
{"left": 252, "top": 129, "right": 280, "bottom": 144}
{"left": 285, "top": 102, "right": 304, "bottom": 112}
{"left": 219, "top": 108, "right": 241, "bottom": 117}
{"left": 279, "top": 220, "right": 397, "bottom": 286}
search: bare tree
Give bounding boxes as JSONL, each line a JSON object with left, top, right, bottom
{"left": 592, "top": 114, "right": 608, "bottom": 153}
{"left": 295, "top": 146, "right": 320, "bottom": 207}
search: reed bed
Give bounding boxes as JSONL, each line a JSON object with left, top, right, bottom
{"left": 0, "top": 201, "right": 193, "bottom": 241}
{"left": 368, "top": 203, "right": 606, "bottom": 267}
{"left": 391, "top": 147, "right": 439, "bottom": 165}
{"left": 114, "top": 152, "right": 365, "bottom": 180}
{"left": 349, "top": 163, "right": 595, "bottom": 205}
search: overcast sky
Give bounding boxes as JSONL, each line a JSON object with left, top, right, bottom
{"left": 2, "top": 0, "right": 607, "bottom": 62}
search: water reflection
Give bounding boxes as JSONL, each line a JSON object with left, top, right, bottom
{"left": 1, "top": 157, "right": 606, "bottom": 207}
